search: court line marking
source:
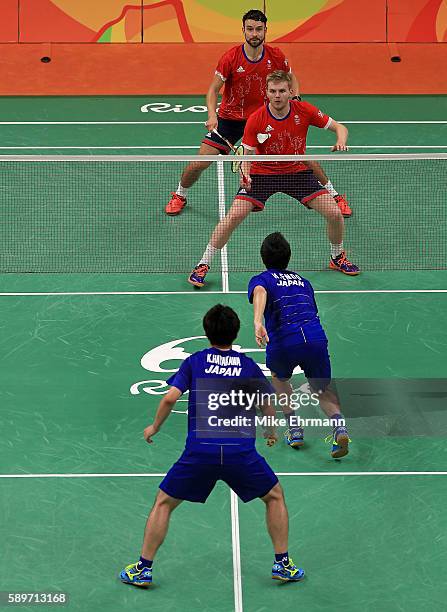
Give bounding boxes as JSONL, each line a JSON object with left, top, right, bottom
{"left": 230, "top": 490, "right": 243, "bottom": 612}
{"left": 0, "top": 145, "right": 445, "bottom": 150}
{"left": 0, "top": 290, "right": 445, "bottom": 297}
{"left": 217, "top": 160, "right": 229, "bottom": 293}
{"left": 1, "top": 472, "right": 446, "bottom": 478}
{"left": 0, "top": 121, "right": 445, "bottom": 125}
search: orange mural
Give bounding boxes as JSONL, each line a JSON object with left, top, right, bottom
{"left": 5, "top": 0, "right": 447, "bottom": 43}
{"left": 0, "top": 0, "right": 18, "bottom": 42}
{"left": 388, "top": 0, "right": 447, "bottom": 42}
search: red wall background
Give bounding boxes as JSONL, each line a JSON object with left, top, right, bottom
{"left": 0, "top": 1, "right": 445, "bottom": 94}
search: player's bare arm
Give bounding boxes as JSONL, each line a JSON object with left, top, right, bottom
{"left": 205, "top": 74, "right": 225, "bottom": 132}
{"left": 253, "top": 285, "right": 269, "bottom": 347}
{"left": 144, "top": 387, "right": 182, "bottom": 442}
{"left": 328, "top": 120, "right": 349, "bottom": 151}
{"left": 240, "top": 147, "right": 255, "bottom": 189}
{"left": 289, "top": 71, "right": 300, "bottom": 97}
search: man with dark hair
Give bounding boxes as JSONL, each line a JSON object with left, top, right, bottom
{"left": 248, "top": 232, "right": 350, "bottom": 456}
{"left": 189, "top": 70, "right": 358, "bottom": 288}
{"left": 120, "top": 304, "right": 305, "bottom": 587}
{"left": 165, "top": 9, "right": 351, "bottom": 217}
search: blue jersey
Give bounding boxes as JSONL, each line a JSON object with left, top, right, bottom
{"left": 248, "top": 269, "right": 327, "bottom": 348}
{"left": 167, "top": 347, "right": 274, "bottom": 458}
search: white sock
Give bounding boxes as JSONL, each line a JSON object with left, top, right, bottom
{"left": 331, "top": 243, "right": 344, "bottom": 259}
{"left": 176, "top": 182, "right": 188, "bottom": 198}
{"left": 324, "top": 181, "right": 339, "bottom": 198}
{"left": 199, "top": 244, "right": 218, "bottom": 267}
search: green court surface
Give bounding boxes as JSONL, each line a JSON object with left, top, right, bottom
{"left": 1, "top": 96, "right": 447, "bottom": 612}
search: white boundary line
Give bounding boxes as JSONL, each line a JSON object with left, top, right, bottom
{"left": 217, "top": 160, "right": 229, "bottom": 293}
{"left": 230, "top": 490, "right": 243, "bottom": 612}
{"left": 0, "top": 120, "right": 445, "bottom": 125}
{"left": 1, "top": 471, "right": 446, "bottom": 478}
{"left": 0, "top": 290, "right": 445, "bottom": 297}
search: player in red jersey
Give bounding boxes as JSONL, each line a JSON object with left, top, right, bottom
{"left": 165, "top": 9, "right": 351, "bottom": 217}
{"left": 188, "top": 70, "right": 359, "bottom": 287}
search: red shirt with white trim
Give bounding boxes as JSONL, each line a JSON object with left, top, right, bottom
{"left": 242, "top": 100, "right": 332, "bottom": 175}
{"left": 216, "top": 44, "right": 291, "bottom": 121}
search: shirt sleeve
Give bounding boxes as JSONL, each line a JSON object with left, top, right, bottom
{"left": 241, "top": 114, "right": 259, "bottom": 151}
{"left": 215, "top": 50, "right": 233, "bottom": 82}
{"left": 248, "top": 274, "right": 268, "bottom": 303}
{"left": 302, "top": 101, "right": 332, "bottom": 130}
{"left": 166, "top": 357, "right": 192, "bottom": 394}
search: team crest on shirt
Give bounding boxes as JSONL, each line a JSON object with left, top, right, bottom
{"left": 257, "top": 132, "right": 271, "bottom": 143}
{"left": 267, "top": 59, "right": 272, "bottom": 66}
{"left": 294, "top": 115, "right": 300, "bottom": 125}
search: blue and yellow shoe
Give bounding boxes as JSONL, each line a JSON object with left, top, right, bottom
{"left": 120, "top": 562, "right": 152, "bottom": 588}
{"left": 285, "top": 427, "right": 304, "bottom": 448}
{"left": 188, "top": 263, "right": 210, "bottom": 288}
{"left": 272, "top": 558, "right": 305, "bottom": 582}
{"left": 325, "top": 425, "right": 350, "bottom": 459}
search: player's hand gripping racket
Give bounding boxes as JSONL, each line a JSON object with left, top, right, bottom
{"left": 212, "top": 129, "right": 249, "bottom": 185}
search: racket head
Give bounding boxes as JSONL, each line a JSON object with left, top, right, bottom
{"left": 231, "top": 145, "right": 244, "bottom": 173}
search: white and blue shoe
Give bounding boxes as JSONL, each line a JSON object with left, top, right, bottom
{"left": 285, "top": 427, "right": 304, "bottom": 448}
{"left": 120, "top": 561, "right": 152, "bottom": 588}
{"left": 272, "top": 558, "right": 305, "bottom": 582}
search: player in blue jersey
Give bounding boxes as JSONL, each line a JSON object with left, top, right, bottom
{"left": 120, "top": 304, "right": 305, "bottom": 588}
{"left": 248, "top": 232, "right": 350, "bottom": 457}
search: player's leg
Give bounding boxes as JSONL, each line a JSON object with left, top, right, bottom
{"left": 261, "top": 484, "right": 305, "bottom": 582}
{"left": 119, "top": 490, "right": 182, "bottom": 587}
{"left": 166, "top": 118, "right": 245, "bottom": 216}
{"left": 307, "top": 193, "right": 359, "bottom": 275}
{"left": 305, "top": 160, "right": 352, "bottom": 217}
{"left": 222, "top": 454, "right": 304, "bottom": 582}
{"left": 270, "top": 373, "right": 304, "bottom": 448}
{"left": 188, "top": 197, "right": 253, "bottom": 287}
{"left": 140, "top": 490, "right": 183, "bottom": 561}
{"left": 302, "top": 341, "right": 350, "bottom": 459}
{"left": 120, "top": 458, "right": 218, "bottom": 586}
{"left": 166, "top": 142, "right": 219, "bottom": 216}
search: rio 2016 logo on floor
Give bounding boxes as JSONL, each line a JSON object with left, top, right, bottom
{"left": 130, "top": 336, "right": 303, "bottom": 414}
{"left": 141, "top": 102, "right": 220, "bottom": 113}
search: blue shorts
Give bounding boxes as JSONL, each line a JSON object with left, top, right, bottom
{"left": 267, "top": 340, "right": 332, "bottom": 390}
{"left": 202, "top": 117, "right": 246, "bottom": 153}
{"left": 159, "top": 448, "right": 278, "bottom": 503}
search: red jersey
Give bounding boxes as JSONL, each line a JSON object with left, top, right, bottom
{"left": 242, "top": 100, "right": 332, "bottom": 175}
{"left": 216, "top": 44, "right": 291, "bottom": 121}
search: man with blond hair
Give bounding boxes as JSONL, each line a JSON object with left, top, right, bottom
{"left": 189, "top": 70, "right": 359, "bottom": 288}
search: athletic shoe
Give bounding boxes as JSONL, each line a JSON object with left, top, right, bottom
{"left": 120, "top": 562, "right": 152, "bottom": 588}
{"left": 329, "top": 251, "right": 360, "bottom": 275}
{"left": 334, "top": 194, "right": 352, "bottom": 217}
{"left": 325, "top": 425, "right": 350, "bottom": 459}
{"left": 188, "top": 264, "right": 210, "bottom": 288}
{"left": 272, "top": 558, "right": 305, "bottom": 582}
{"left": 285, "top": 427, "right": 304, "bottom": 448}
{"left": 165, "top": 192, "right": 187, "bottom": 216}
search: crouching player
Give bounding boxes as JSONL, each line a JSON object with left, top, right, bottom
{"left": 248, "top": 232, "right": 350, "bottom": 458}
{"left": 120, "top": 304, "right": 305, "bottom": 587}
